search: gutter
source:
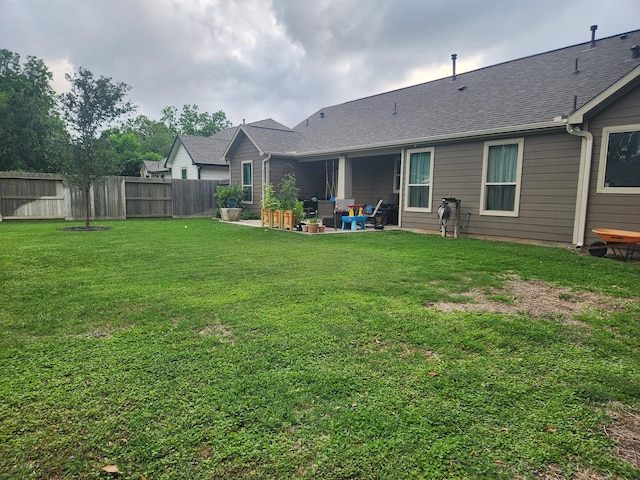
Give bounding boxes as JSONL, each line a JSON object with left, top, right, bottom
{"left": 261, "top": 120, "right": 565, "bottom": 158}
{"left": 566, "top": 123, "right": 594, "bottom": 247}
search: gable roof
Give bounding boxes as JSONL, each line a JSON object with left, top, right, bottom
{"left": 142, "top": 159, "right": 169, "bottom": 174}
{"left": 224, "top": 118, "right": 300, "bottom": 158}
{"left": 230, "top": 29, "right": 640, "bottom": 158}
{"left": 167, "top": 127, "right": 238, "bottom": 167}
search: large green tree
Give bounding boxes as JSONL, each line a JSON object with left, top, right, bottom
{"left": 161, "top": 104, "right": 232, "bottom": 136}
{"left": 0, "top": 49, "right": 67, "bottom": 172}
{"left": 59, "top": 66, "right": 136, "bottom": 227}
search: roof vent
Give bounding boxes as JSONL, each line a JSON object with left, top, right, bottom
{"left": 320, "top": 112, "right": 325, "bottom": 119}
{"left": 573, "top": 58, "right": 580, "bottom": 74}
{"left": 451, "top": 53, "right": 457, "bottom": 81}
{"left": 631, "top": 45, "right": 640, "bottom": 59}
{"left": 589, "top": 25, "right": 598, "bottom": 48}
{"left": 458, "top": 85, "right": 467, "bottom": 92}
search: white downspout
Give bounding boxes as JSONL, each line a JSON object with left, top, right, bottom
{"left": 566, "top": 124, "right": 593, "bottom": 247}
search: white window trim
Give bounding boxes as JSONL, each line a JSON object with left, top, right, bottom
{"left": 479, "top": 138, "right": 524, "bottom": 217}
{"left": 241, "top": 160, "right": 254, "bottom": 204}
{"left": 393, "top": 156, "right": 401, "bottom": 193}
{"left": 404, "top": 147, "right": 434, "bottom": 213}
{"left": 597, "top": 124, "right": 640, "bottom": 194}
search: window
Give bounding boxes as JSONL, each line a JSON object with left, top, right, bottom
{"left": 404, "top": 147, "right": 434, "bottom": 211}
{"left": 181, "top": 168, "right": 187, "bottom": 179}
{"left": 480, "top": 139, "right": 524, "bottom": 216}
{"left": 598, "top": 125, "right": 640, "bottom": 193}
{"left": 393, "top": 157, "right": 401, "bottom": 193}
{"left": 242, "top": 161, "right": 253, "bottom": 203}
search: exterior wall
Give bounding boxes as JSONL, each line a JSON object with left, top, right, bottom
{"left": 584, "top": 84, "right": 640, "bottom": 244}
{"left": 351, "top": 155, "right": 398, "bottom": 206}
{"left": 229, "top": 136, "right": 264, "bottom": 213}
{"left": 168, "top": 143, "right": 198, "bottom": 179}
{"left": 400, "top": 130, "right": 582, "bottom": 244}
{"left": 200, "top": 165, "right": 229, "bottom": 181}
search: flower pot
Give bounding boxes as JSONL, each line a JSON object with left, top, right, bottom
{"left": 317, "top": 225, "right": 325, "bottom": 233}
{"left": 220, "top": 207, "right": 242, "bottom": 221}
{"left": 301, "top": 224, "right": 309, "bottom": 232}
{"left": 307, "top": 223, "right": 319, "bottom": 233}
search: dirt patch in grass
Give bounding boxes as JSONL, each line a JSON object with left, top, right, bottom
{"left": 427, "top": 276, "right": 630, "bottom": 323}
{"left": 198, "top": 323, "right": 235, "bottom": 344}
{"left": 605, "top": 403, "right": 640, "bottom": 471}
{"left": 57, "top": 226, "right": 112, "bottom": 231}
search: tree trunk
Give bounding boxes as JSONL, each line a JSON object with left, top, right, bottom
{"left": 84, "top": 185, "right": 91, "bottom": 228}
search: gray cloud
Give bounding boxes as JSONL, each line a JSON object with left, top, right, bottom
{"left": 1, "top": 0, "right": 638, "bottom": 128}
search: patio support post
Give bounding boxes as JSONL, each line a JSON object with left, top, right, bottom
{"left": 337, "top": 156, "right": 352, "bottom": 199}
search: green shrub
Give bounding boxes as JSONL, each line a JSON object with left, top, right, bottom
{"left": 214, "top": 183, "right": 244, "bottom": 209}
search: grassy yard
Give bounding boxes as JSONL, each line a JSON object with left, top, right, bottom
{"left": 1, "top": 219, "right": 639, "bottom": 479}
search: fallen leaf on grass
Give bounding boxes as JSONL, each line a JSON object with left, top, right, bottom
{"left": 101, "top": 464, "right": 119, "bottom": 473}
{"left": 428, "top": 371, "right": 439, "bottom": 377}
{"left": 543, "top": 425, "right": 558, "bottom": 433}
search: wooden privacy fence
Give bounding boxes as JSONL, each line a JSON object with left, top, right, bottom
{"left": 0, "top": 172, "right": 224, "bottom": 221}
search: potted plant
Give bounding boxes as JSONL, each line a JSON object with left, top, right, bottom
{"left": 307, "top": 216, "right": 319, "bottom": 233}
{"left": 215, "top": 183, "right": 244, "bottom": 221}
{"left": 261, "top": 183, "right": 278, "bottom": 227}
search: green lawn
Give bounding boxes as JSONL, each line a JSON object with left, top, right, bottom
{"left": 1, "top": 219, "right": 639, "bottom": 479}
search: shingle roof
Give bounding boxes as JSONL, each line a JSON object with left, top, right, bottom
{"left": 249, "top": 29, "right": 640, "bottom": 156}
{"left": 178, "top": 127, "right": 238, "bottom": 166}
{"left": 142, "top": 159, "right": 169, "bottom": 173}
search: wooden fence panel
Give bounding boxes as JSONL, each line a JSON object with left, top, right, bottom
{"left": 0, "top": 172, "right": 219, "bottom": 221}
{"left": 0, "top": 173, "right": 65, "bottom": 220}
{"left": 172, "top": 179, "right": 218, "bottom": 217}
{"left": 125, "top": 178, "right": 173, "bottom": 218}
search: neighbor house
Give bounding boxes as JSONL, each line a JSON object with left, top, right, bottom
{"left": 223, "top": 27, "right": 640, "bottom": 247}
{"left": 140, "top": 159, "right": 169, "bottom": 178}
{"left": 165, "top": 128, "right": 237, "bottom": 180}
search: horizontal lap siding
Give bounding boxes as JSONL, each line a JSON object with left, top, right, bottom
{"left": 352, "top": 155, "right": 397, "bottom": 206}
{"left": 584, "top": 85, "right": 640, "bottom": 244}
{"left": 401, "top": 132, "right": 582, "bottom": 243}
{"left": 230, "top": 138, "right": 263, "bottom": 213}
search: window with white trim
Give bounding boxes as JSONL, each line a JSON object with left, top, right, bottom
{"left": 241, "top": 161, "right": 253, "bottom": 203}
{"left": 480, "top": 139, "right": 524, "bottom": 216}
{"left": 404, "top": 147, "right": 434, "bottom": 211}
{"left": 181, "top": 168, "right": 187, "bottom": 179}
{"left": 393, "top": 157, "right": 401, "bottom": 193}
{"left": 598, "top": 125, "right": 640, "bottom": 193}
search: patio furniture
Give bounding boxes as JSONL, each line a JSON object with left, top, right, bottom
{"left": 365, "top": 199, "right": 384, "bottom": 228}
{"left": 342, "top": 215, "right": 367, "bottom": 230}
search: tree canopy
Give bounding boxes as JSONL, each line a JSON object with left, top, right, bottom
{"left": 0, "top": 49, "right": 234, "bottom": 183}
{"left": 0, "top": 49, "right": 67, "bottom": 172}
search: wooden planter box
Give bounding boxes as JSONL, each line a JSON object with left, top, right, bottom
{"left": 282, "top": 210, "right": 296, "bottom": 230}
{"left": 271, "top": 209, "right": 283, "bottom": 229}
{"left": 261, "top": 209, "right": 273, "bottom": 227}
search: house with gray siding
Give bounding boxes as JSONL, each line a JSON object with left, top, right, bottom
{"left": 166, "top": 128, "right": 237, "bottom": 180}
{"left": 223, "top": 28, "right": 640, "bottom": 247}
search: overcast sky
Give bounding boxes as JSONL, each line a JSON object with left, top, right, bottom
{"left": 1, "top": 0, "right": 639, "bottom": 128}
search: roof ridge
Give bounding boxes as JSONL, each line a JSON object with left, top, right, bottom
{"left": 318, "top": 28, "right": 640, "bottom": 112}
